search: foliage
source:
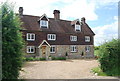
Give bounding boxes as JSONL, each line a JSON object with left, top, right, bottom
{"left": 97, "top": 39, "right": 120, "bottom": 76}
{"left": 94, "top": 46, "right": 100, "bottom": 50}
{"left": 39, "top": 57, "right": 46, "bottom": 61}
{"left": 92, "top": 67, "right": 107, "bottom": 76}
{"left": 1, "top": 2, "right": 24, "bottom": 79}
{"left": 25, "top": 57, "right": 46, "bottom": 61}
{"left": 65, "top": 52, "right": 68, "bottom": 56}
{"left": 52, "top": 57, "right": 66, "bottom": 60}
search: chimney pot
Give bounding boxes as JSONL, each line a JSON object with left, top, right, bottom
{"left": 19, "top": 7, "right": 23, "bottom": 16}
{"left": 53, "top": 10, "right": 60, "bottom": 20}
{"left": 81, "top": 17, "right": 86, "bottom": 24}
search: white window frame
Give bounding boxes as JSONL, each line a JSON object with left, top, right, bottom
{"left": 75, "top": 24, "right": 81, "bottom": 31}
{"left": 27, "top": 33, "right": 35, "bottom": 41}
{"left": 70, "top": 45, "right": 77, "bottom": 52}
{"left": 27, "top": 46, "right": 35, "bottom": 53}
{"left": 85, "top": 36, "right": 90, "bottom": 42}
{"left": 50, "top": 46, "right": 56, "bottom": 53}
{"left": 70, "top": 36, "right": 77, "bottom": 41}
{"left": 85, "top": 46, "right": 90, "bottom": 52}
{"left": 47, "top": 34, "right": 56, "bottom": 41}
{"left": 40, "top": 20, "right": 48, "bottom": 28}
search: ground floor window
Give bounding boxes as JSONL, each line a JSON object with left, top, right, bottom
{"left": 70, "top": 45, "right": 77, "bottom": 52}
{"left": 50, "top": 46, "right": 55, "bottom": 53}
{"left": 85, "top": 46, "right": 90, "bottom": 52}
{"left": 27, "top": 46, "right": 35, "bottom": 53}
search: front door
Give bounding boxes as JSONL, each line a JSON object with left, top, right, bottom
{"left": 42, "top": 46, "right": 46, "bottom": 58}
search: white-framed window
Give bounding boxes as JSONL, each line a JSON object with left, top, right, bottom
{"left": 85, "top": 36, "right": 90, "bottom": 42}
{"left": 75, "top": 24, "right": 81, "bottom": 31}
{"left": 70, "top": 36, "right": 77, "bottom": 41}
{"left": 47, "top": 34, "right": 56, "bottom": 41}
{"left": 27, "top": 33, "right": 35, "bottom": 41}
{"left": 40, "top": 20, "right": 48, "bottom": 28}
{"left": 50, "top": 46, "right": 56, "bottom": 53}
{"left": 85, "top": 46, "right": 90, "bottom": 52}
{"left": 27, "top": 46, "right": 35, "bottom": 53}
{"left": 70, "top": 45, "right": 77, "bottom": 52}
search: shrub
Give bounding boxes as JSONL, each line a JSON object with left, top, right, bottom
{"left": 25, "top": 57, "right": 34, "bottom": 61}
{"left": 98, "top": 39, "right": 120, "bottom": 76}
{"left": 52, "top": 57, "right": 66, "bottom": 60}
{"left": 92, "top": 67, "right": 107, "bottom": 76}
{"left": 40, "top": 58, "right": 46, "bottom": 61}
{"left": 1, "top": 2, "right": 24, "bottom": 79}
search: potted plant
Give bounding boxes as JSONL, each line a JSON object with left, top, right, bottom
{"left": 65, "top": 52, "right": 68, "bottom": 59}
{"left": 81, "top": 51, "right": 84, "bottom": 58}
{"left": 49, "top": 55, "right": 52, "bottom": 60}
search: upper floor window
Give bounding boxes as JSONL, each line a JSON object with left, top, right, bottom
{"left": 70, "top": 45, "right": 77, "bottom": 52}
{"left": 47, "top": 34, "right": 56, "bottom": 41}
{"left": 85, "top": 46, "right": 90, "bottom": 52}
{"left": 85, "top": 36, "right": 90, "bottom": 42}
{"left": 75, "top": 25, "right": 81, "bottom": 31}
{"left": 27, "top": 46, "right": 35, "bottom": 53}
{"left": 40, "top": 20, "right": 48, "bottom": 28}
{"left": 50, "top": 46, "right": 56, "bottom": 53}
{"left": 27, "top": 33, "right": 35, "bottom": 41}
{"left": 70, "top": 36, "right": 77, "bottom": 41}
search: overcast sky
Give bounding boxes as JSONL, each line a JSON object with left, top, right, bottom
{"left": 1, "top": 0, "right": 119, "bottom": 46}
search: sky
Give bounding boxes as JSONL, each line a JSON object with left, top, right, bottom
{"left": 1, "top": 0, "right": 119, "bottom": 46}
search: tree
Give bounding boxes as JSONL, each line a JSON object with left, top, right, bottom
{"left": 98, "top": 39, "right": 120, "bottom": 76}
{"left": 1, "top": 2, "right": 24, "bottom": 79}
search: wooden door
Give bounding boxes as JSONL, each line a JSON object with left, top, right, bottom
{"left": 42, "top": 46, "right": 46, "bottom": 57}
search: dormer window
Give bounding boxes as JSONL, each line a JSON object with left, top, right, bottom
{"left": 39, "top": 14, "right": 49, "bottom": 28}
{"left": 40, "top": 20, "right": 48, "bottom": 28}
{"left": 75, "top": 24, "right": 81, "bottom": 31}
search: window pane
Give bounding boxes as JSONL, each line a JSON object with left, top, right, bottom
{"left": 31, "top": 34, "right": 34, "bottom": 39}
{"left": 28, "top": 34, "right": 30, "bottom": 39}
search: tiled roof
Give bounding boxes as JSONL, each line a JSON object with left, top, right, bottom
{"left": 20, "top": 15, "right": 95, "bottom": 35}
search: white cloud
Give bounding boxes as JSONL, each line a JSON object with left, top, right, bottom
{"left": 92, "top": 16, "right": 118, "bottom": 46}
{"left": 60, "top": 0, "right": 98, "bottom": 21}
{"left": 0, "top": 0, "right": 98, "bottom": 21}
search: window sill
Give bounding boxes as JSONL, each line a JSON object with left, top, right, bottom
{"left": 27, "top": 52, "right": 35, "bottom": 54}
{"left": 50, "top": 52, "right": 55, "bottom": 54}
{"left": 71, "top": 51, "right": 77, "bottom": 53}
{"left": 27, "top": 39, "right": 35, "bottom": 41}
{"left": 85, "top": 41, "right": 90, "bottom": 42}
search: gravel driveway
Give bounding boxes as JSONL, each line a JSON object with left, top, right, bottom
{"left": 19, "top": 59, "right": 118, "bottom": 79}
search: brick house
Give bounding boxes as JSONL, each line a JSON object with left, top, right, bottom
{"left": 19, "top": 7, "right": 95, "bottom": 59}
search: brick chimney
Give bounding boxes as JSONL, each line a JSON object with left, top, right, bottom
{"left": 81, "top": 17, "right": 86, "bottom": 24}
{"left": 19, "top": 7, "right": 23, "bottom": 16}
{"left": 53, "top": 10, "right": 60, "bottom": 20}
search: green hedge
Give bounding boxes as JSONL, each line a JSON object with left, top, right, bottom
{"left": 97, "top": 39, "right": 120, "bottom": 76}
{"left": 25, "top": 57, "right": 46, "bottom": 61}
{"left": 52, "top": 57, "right": 66, "bottom": 60}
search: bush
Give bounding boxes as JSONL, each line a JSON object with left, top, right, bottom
{"left": 97, "top": 39, "right": 120, "bottom": 76}
{"left": 52, "top": 57, "right": 66, "bottom": 60}
{"left": 25, "top": 57, "right": 46, "bottom": 61}
{"left": 40, "top": 58, "right": 46, "bottom": 61}
{"left": 92, "top": 67, "right": 107, "bottom": 76}
{"left": 1, "top": 2, "right": 24, "bottom": 79}
{"left": 25, "top": 57, "right": 34, "bottom": 61}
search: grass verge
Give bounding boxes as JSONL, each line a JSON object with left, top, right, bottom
{"left": 92, "top": 67, "right": 107, "bottom": 76}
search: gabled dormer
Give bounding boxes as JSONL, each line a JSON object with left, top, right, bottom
{"left": 38, "top": 14, "right": 49, "bottom": 28}
{"left": 71, "top": 19, "right": 81, "bottom": 31}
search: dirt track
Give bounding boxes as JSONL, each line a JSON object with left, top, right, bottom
{"left": 19, "top": 59, "right": 118, "bottom": 79}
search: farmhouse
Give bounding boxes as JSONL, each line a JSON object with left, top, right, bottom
{"left": 19, "top": 7, "right": 95, "bottom": 59}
